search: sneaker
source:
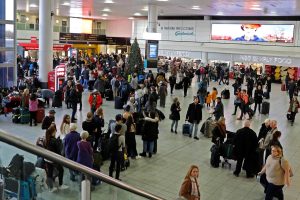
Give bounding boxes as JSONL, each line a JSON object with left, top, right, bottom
{"left": 194, "top": 137, "right": 199, "bottom": 140}
{"left": 58, "top": 185, "right": 69, "bottom": 190}
{"left": 136, "top": 155, "right": 142, "bottom": 159}
{"left": 50, "top": 187, "right": 58, "bottom": 193}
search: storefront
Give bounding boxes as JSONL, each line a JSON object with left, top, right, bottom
{"left": 18, "top": 37, "right": 72, "bottom": 59}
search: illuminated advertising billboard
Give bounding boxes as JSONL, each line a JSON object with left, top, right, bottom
{"left": 211, "top": 24, "right": 294, "bottom": 43}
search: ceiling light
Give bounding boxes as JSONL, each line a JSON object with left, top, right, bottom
{"left": 62, "top": 2, "right": 70, "bottom": 6}
{"left": 192, "top": 6, "right": 200, "bottom": 8}
{"left": 270, "top": 11, "right": 277, "bottom": 14}
{"left": 29, "top": 4, "right": 38, "bottom": 8}
{"left": 104, "top": 0, "right": 114, "bottom": 3}
{"left": 101, "top": 17, "right": 107, "bottom": 20}
{"left": 56, "top": 20, "right": 59, "bottom": 24}
{"left": 252, "top": 4, "right": 260, "bottom": 7}
{"left": 26, "top": 17, "right": 29, "bottom": 21}
{"left": 157, "top": 0, "right": 169, "bottom": 1}
{"left": 192, "top": 6, "right": 201, "bottom": 10}
{"left": 102, "top": 8, "right": 111, "bottom": 12}
{"left": 128, "top": 17, "right": 135, "bottom": 20}
{"left": 142, "top": 7, "right": 148, "bottom": 11}
{"left": 134, "top": 12, "right": 141, "bottom": 16}
{"left": 102, "top": 13, "right": 108, "bottom": 16}
{"left": 250, "top": 7, "right": 263, "bottom": 10}
{"left": 216, "top": 12, "right": 224, "bottom": 15}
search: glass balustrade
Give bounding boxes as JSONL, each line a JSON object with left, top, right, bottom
{"left": 16, "top": 22, "right": 105, "bottom": 35}
{"left": 0, "top": 131, "right": 164, "bottom": 200}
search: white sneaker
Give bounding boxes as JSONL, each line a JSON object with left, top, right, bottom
{"left": 50, "top": 187, "right": 58, "bottom": 192}
{"left": 136, "top": 155, "right": 141, "bottom": 159}
{"left": 58, "top": 184, "right": 69, "bottom": 190}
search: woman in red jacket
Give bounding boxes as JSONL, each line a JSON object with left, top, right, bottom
{"left": 88, "top": 89, "right": 102, "bottom": 114}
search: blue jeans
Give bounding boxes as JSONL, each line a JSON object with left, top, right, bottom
{"left": 143, "top": 141, "right": 154, "bottom": 154}
{"left": 190, "top": 122, "right": 199, "bottom": 138}
{"left": 83, "top": 79, "right": 89, "bottom": 89}
{"left": 171, "top": 120, "right": 178, "bottom": 131}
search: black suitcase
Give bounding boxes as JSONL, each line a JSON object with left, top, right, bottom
{"left": 114, "top": 96, "right": 123, "bottom": 109}
{"left": 175, "top": 82, "right": 183, "bottom": 90}
{"left": 52, "top": 95, "right": 62, "bottom": 108}
{"left": 221, "top": 89, "right": 230, "bottom": 99}
{"left": 182, "top": 123, "right": 191, "bottom": 135}
{"left": 261, "top": 101, "right": 270, "bottom": 115}
{"left": 210, "top": 144, "right": 220, "bottom": 168}
{"left": 105, "top": 89, "right": 114, "bottom": 101}
{"left": 263, "top": 92, "right": 270, "bottom": 99}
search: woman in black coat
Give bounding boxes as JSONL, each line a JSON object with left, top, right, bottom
{"left": 140, "top": 112, "right": 159, "bottom": 158}
{"left": 253, "top": 85, "right": 264, "bottom": 114}
{"left": 170, "top": 97, "right": 181, "bottom": 133}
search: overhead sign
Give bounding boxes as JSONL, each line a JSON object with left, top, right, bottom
{"left": 59, "top": 33, "right": 106, "bottom": 44}
{"left": 233, "top": 54, "right": 295, "bottom": 66}
{"left": 157, "top": 20, "right": 196, "bottom": 41}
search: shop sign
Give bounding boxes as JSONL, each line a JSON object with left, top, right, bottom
{"left": 234, "top": 54, "right": 293, "bottom": 65}
{"left": 160, "top": 26, "right": 195, "bottom": 37}
{"left": 159, "top": 49, "right": 191, "bottom": 57}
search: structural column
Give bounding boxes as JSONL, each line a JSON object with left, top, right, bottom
{"left": 147, "top": 5, "right": 158, "bottom": 33}
{"left": 0, "top": 0, "right": 5, "bottom": 63}
{"left": 39, "top": 0, "right": 53, "bottom": 88}
{"left": 201, "top": 16, "right": 211, "bottom": 66}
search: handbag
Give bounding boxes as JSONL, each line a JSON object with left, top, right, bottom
{"left": 280, "top": 158, "right": 294, "bottom": 177}
{"left": 169, "top": 113, "right": 174, "bottom": 120}
{"left": 287, "top": 113, "right": 291, "bottom": 121}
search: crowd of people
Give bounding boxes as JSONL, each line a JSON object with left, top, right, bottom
{"left": 0, "top": 54, "right": 298, "bottom": 199}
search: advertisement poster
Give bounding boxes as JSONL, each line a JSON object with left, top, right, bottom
{"left": 211, "top": 24, "right": 294, "bottom": 43}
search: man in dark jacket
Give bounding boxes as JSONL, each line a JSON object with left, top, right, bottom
{"left": 182, "top": 74, "right": 190, "bottom": 97}
{"left": 288, "top": 79, "right": 297, "bottom": 101}
{"left": 233, "top": 120, "right": 258, "bottom": 178}
{"left": 41, "top": 110, "right": 56, "bottom": 130}
{"left": 213, "top": 97, "right": 224, "bottom": 121}
{"left": 185, "top": 96, "right": 202, "bottom": 140}
{"left": 246, "top": 77, "right": 254, "bottom": 97}
{"left": 69, "top": 86, "right": 79, "bottom": 122}
{"left": 169, "top": 75, "right": 176, "bottom": 95}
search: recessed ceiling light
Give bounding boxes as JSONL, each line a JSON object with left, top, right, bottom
{"left": 270, "top": 11, "right": 277, "bottom": 14}
{"left": 56, "top": 20, "right": 59, "bottom": 23}
{"left": 62, "top": 2, "right": 70, "bottom": 6}
{"left": 128, "top": 17, "right": 135, "bottom": 20}
{"left": 102, "top": 13, "right": 108, "bottom": 16}
{"left": 101, "top": 17, "right": 107, "bottom": 20}
{"left": 250, "top": 7, "right": 263, "bottom": 10}
{"left": 192, "top": 6, "right": 201, "bottom": 10}
{"left": 142, "top": 7, "right": 148, "bottom": 11}
{"left": 26, "top": 17, "right": 29, "bottom": 21}
{"left": 157, "top": 0, "right": 168, "bottom": 1}
{"left": 134, "top": 12, "right": 141, "bottom": 16}
{"left": 216, "top": 11, "right": 224, "bottom": 15}
{"left": 102, "top": 8, "right": 111, "bottom": 12}
{"left": 29, "top": 4, "right": 38, "bottom": 8}
{"left": 104, "top": 0, "right": 114, "bottom": 3}
{"left": 252, "top": 4, "right": 260, "bottom": 7}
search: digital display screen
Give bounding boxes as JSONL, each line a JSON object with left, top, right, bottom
{"left": 211, "top": 24, "right": 294, "bottom": 43}
{"left": 149, "top": 44, "right": 158, "bottom": 58}
{"left": 70, "top": 18, "right": 92, "bottom": 34}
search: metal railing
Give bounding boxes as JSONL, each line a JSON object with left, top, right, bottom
{"left": 0, "top": 129, "right": 164, "bottom": 200}
{"left": 16, "top": 22, "right": 106, "bottom": 34}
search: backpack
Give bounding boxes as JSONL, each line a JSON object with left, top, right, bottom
{"left": 114, "top": 80, "right": 120, "bottom": 88}
{"left": 121, "top": 84, "right": 128, "bottom": 96}
{"left": 108, "top": 134, "right": 121, "bottom": 153}
{"left": 36, "top": 137, "right": 45, "bottom": 148}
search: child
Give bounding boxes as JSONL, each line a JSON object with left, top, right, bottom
{"left": 205, "top": 91, "right": 212, "bottom": 109}
{"left": 211, "top": 87, "right": 218, "bottom": 107}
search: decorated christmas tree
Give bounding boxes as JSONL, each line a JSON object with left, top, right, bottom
{"left": 128, "top": 38, "right": 144, "bottom": 74}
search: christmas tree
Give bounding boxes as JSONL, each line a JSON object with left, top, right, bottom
{"left": 128, "top": 38, "right": 144, "bottom": 74}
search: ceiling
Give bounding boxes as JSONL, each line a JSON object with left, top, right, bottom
{"left": 17, "top": 0, "right": 300, "bottom": 20}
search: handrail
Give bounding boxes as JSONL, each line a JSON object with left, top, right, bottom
{"left": 0, "top": 130, "right": 165, "bottom": 200}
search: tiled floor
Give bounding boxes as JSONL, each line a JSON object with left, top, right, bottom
{"left": 0, "top": 76, "right": 300, "bottom": 200}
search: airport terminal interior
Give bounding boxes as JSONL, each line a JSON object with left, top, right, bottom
{"left": 1, "top": 0, "right": 300, "bottom": 200}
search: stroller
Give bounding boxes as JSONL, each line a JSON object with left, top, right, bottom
{"left": 220, "top": 131, "right": 236, "bottom": 168}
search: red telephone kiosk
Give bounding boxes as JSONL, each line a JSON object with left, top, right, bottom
{"left": 48, "top": 64, "right": 67, "bottom": 92}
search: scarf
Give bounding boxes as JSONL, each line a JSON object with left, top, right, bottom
{"left": 190, "top": 177, "right": 200, "bottom": 198}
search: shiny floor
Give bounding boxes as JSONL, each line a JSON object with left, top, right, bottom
{"left": 0, "top": 77, "right": 299, "bottom": 200}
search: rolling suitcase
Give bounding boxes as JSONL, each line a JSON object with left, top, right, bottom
{"left": 261, "top": 101, "right": 270, "bottom": 115}
{"left": 182, "top": 123, "right": 191, "bottom": 135}
{"left": 210, "top": 144, "right": 220, "bottom": 168}
{"left": 52, "top": 94, "right": 62, "bottom": 108}
{"left": 105, "top": 89, "right": 114, "bottom": 101}
{"left": 20, "top": 108, "right": 30, "bottom": 124}
{"left": 36, "top": 108, "right": 45, "bottom": 123}
{"left": 114, "top": 96, "right": 123, "bottom": 109}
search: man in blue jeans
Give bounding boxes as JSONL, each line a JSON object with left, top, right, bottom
{"left": 185, "top": 96, "right": 202, "bottom": 140}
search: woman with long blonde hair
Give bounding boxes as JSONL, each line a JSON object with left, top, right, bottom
{"left": 179, "top": 165, "right": 200, "bottom": 200}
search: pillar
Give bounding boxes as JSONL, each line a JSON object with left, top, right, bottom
{"left": 0, "top": 0, "right": 5, "bottom": 63}
{"left": 39, "top": 0, "right": 53, "bottom": 88}
{"left": 147, "top": 5, "right": 158, "bottom": 33}
{"left": 202, "top": 52, "right": 208, "bottom": 66}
